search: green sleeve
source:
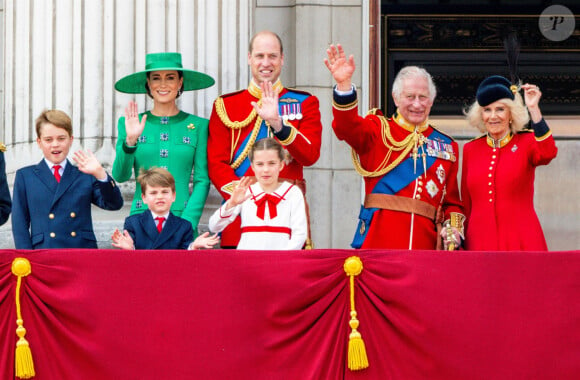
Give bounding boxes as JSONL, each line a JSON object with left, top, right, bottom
{"left": 180, "top": 117, "right": 210, "bottom": 237}
{"left": 112, "top": 116, "right": 136, "bottom": 182}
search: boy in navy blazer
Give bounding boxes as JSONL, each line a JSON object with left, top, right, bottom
{"left": 112, "top": 167, "right": 219, "bottom": 250}
{"left": 11, "top": 109, "right": 124, "bottom": 249}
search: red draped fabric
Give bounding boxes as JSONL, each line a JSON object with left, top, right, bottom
{"left": 1, "top": 249, "right": 579, "bottom": 380}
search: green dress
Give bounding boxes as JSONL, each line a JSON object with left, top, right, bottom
{"left": 113, "top": 111, "right": 209, "bottom": 237}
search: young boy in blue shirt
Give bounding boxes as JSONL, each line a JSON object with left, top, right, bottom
{"left": 12, "top": 109, "right": 124, "bottom": 249}
{"left": 112, "top": 167, "right": 219, "bottom": 250}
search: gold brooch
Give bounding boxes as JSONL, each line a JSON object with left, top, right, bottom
{"left": 187, "top": 123, "right": 195, "bottom": 129}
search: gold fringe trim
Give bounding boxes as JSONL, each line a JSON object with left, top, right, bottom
{"left": 12, "top": 258, "right": 35, "bottom": 379}
{"left": 344, "top": 256, "right": 369, "bottom": 371}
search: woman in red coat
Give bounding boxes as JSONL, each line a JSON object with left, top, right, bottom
{"left": 461, "top": 76, "right": 557, "bottom": 251}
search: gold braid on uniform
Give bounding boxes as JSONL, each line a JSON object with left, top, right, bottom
{"left": 215, "top": 97, "right": 260, "bottom": 130}
{"left": 214, "top": 97, "right": 265, "bottom": 170}
{"left": 230, "top": 116, "right": 264, "bottom": 170}
{"left": 351, "top": 109, "right": 419, "bottom": 178}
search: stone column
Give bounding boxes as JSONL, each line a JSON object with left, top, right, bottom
{"left": 2, "top": 0, "right": 251, "bottom": 173}
{"left": 0, "top": 0, "right": 252, "bottom": 247}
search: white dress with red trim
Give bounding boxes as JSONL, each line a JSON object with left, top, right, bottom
{"left": 208, "top": 181, "right": 307, "bottom": 250}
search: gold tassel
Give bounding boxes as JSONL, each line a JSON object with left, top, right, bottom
{"left": 12, "top": 258, "right": 35, "bottom": 379}
{"left": 343, "top": 256, "right": 369, "bottom": 371}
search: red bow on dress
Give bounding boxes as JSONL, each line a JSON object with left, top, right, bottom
{"left": 255, "top": 194, "right": 282, "bottom": 220}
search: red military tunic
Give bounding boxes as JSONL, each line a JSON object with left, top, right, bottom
{"left": 461, "top": 124, "right": 557, "bottom": 251}
{"left": 208, "top": 80, "right": 322, "bottom": 247}
{"left": 332, "top": 90, "right": 463, "bottom": 250}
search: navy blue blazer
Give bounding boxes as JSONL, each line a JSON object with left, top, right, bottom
{"left": 0, "top": 151, "right": 11, "bottom": 226}
{"left": 124, "top": 211, "right": 193, "bottom": 250}
{"left": 12, "top": 159, "right": 124, "bottom": 249}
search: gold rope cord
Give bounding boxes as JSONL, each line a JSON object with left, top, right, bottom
{"left": 215, "top": 97, "right": 259, "bottom": 130}
{"left": 351, "top": 115, "right": 418, "bottom": 178}
{"left": 12, "top": 257, "right": 35, "bottom": 379}
{"left": 215, "top": 96, "right": 265, "bottom": 169}
{"left": 344, "top": 256, "right": 369, "bottom": 371}
{"left": 230, "top": 116, "right": 264, "bottom": 170}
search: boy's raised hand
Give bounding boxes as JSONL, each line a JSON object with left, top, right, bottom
{"left": 190, "top": 231, "right": 220, "bottom": 250}
{"left": 111, "top": 228, "right": 135, "bottom": 250}
{"left": 73, "top": 149, "right": 107, "bottom": 180}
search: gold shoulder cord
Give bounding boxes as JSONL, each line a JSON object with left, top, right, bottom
{"left": 215, "top": 97, "right": 259, "bottom": 129}
{"left": 214, "top": 97, "right": 265, "bottom": 169}
{"left": 230, "top": 116, "right": 264, "bottom": 170}
{"left": 351, "top": 113, "right": 418, "bottom": 178}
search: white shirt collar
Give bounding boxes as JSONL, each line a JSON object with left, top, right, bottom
{"left": 44, "top": 158, "right": 67, "bottom": 172}
{"left": 150, "top": 210, "right": 170, "bottom": 220}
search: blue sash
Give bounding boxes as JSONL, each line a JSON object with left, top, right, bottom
{"left": 232, "top": 90, "right": 308, "bottom": 177}
{"left": 233, "top": 125, "right": 268, "bottom": 177}
{"left": 351, "top": 128, "right": 451, "bottom": 248}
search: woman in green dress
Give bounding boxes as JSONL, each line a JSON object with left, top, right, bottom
{"left": 113, "top": 52, "right": 214, "bottom": 237}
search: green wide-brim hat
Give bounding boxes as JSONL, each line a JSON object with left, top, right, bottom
{"left": 114, "top": 52, "right": 215, "bottom": 94}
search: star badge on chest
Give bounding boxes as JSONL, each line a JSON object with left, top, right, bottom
{"left": 426, "top": 179, "right": 439, "bottom": 198}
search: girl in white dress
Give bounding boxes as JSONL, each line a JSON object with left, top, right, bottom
{"left": 208, "top": 138, "right": 307, "bottom": 250}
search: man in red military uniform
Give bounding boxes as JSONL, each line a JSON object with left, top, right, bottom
{"left": 208, "top": 31, "right": 322, "bottom": 248}
{"left": 324, "top": 44, "right": 464, "bottom": 250}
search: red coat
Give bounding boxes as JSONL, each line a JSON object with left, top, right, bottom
{"left": 332, "top": 99, "right": 463, "bottom": 250}
{"left": 461, "top": 131, "right": 557, "bottom": 251}
{"left": 208, "top": 84, "right": 322, "bottom": 246}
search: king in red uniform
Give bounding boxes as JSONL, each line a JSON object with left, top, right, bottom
{"left": 208, "top": 31, "right": 322, "bottom": 247}
{"left": 324, "top": 44, "right": 464, "bottom": 250}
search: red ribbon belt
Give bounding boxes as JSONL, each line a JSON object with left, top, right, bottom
{"left": 241, "top": 226, "right": 291, "bottom": 236}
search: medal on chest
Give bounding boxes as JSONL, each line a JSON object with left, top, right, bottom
{"left": 425, "top": 138, "right": 456, "bottom": 162}
{"left": 279, "top": 98, "right": 303, "bottom": 122}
